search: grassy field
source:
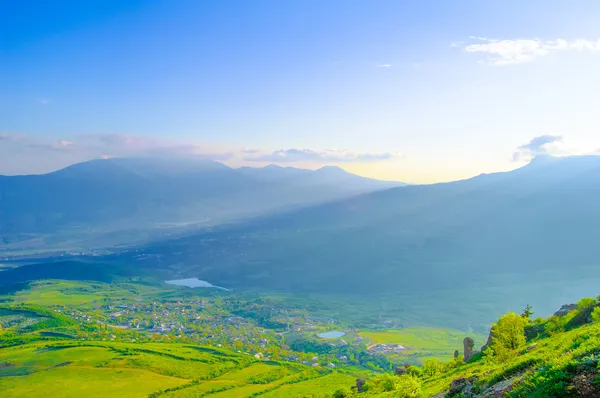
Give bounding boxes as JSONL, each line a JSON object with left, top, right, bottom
{"left": 0, "top": 341, "right": 350, "bottom": 397}
{"left": 358, "top": 327, "right": 482, "bottom": 363}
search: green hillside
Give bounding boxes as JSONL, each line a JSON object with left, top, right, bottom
{"left": 347, "top": 297, "right": 600, "bottom": 397}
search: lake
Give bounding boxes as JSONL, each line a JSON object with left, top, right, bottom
{"left": 317, "top": 331, "right": 346, "bottom": 339}
{"left": 165, "top": 278, "right": 229, "bottom": 291}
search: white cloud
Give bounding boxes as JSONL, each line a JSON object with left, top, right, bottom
{"left": 458, "top": 37, "right": 600, "bottom": 65}
{"left": 245, "top": 148, "right": 402, "bottom": 163}
{"left": 1, "top": 133, "right": 404, "bottom": 175}
{"left": 512, "top": 135, "right": 564, "bottom": 161}
{"left": 377, "top": 63, "right": 393, "bottom": 68}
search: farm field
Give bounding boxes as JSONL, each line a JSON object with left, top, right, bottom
{"left": 0, "top": 341, "right": 347, "bottom": 397}
{"left": 358, "top": 327, "right": 482, "bottom": 363}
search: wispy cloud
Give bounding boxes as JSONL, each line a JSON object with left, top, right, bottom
{"left": 457, "top": 37, "right": 600, "bottom": 65}
{"left": 513, "top": 135, "right": 564, "bottom": 161}
{"left": 1, "top": 133, "right": 404, "bottom": 175}
{"left": 245, "top": 148, "right": 401, "bottom": 163}
{"left": 376, "top": 63, "right": 393, "bottom": 68}
{"left": 38, "top": 98, "right": 51, "bottom": 105}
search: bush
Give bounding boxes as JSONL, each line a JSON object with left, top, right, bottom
{"left": 577, "top": 298, "right": 596, "bottom": 310}
{"left": 422, "top": 359, "right": 444, "bottom": 376}
{"left": 395, "top": 374, "right": 423, "bottom": 398}
{"left": 445, "top": 356, "right": 464, "bottom": 370}
{"left": 591, "top": 307, "right": 600, "bottom": 323}
{"left": 406, "top": 365, "right": 422, "bottom": 377}
{"left": 490, "top": 312, "right": 528, "bottom": 362}
{"left": 363, "top": 374, "right": 422, "bottom": 397}
{"left": 332, "top": 388, "right": 353, "bottom": 398}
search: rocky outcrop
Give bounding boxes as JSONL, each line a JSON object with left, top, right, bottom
{"left": 394, "top": 366, "right": 407, "bottom": 376}
{"left": 463, "top": 337, "right": 475, "bottom": 362}
{"left": 481, "top": 330, "right": 494, "bottom": 352}
{"left": 355, "top": 378, "right": 365, "bottom": 392}
{"left": 448, "top": 377, "right": 478, "bottom": 397}
{"left": 524, "top": 324, "right": 545, "bottom": 340}
{"left": 554, "top": 304, "right": 578, "bottom": 317}
{"left": 565, "top": 306, "right": 595, "bottom": 329}
{"left": 444, "top": 376, "right": 518, "bottom": 398}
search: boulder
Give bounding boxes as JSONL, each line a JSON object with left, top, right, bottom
{"left": 449, "top": 377, "right": 477, "bottom": 397}
{"left": 463, "top": 337, "right": 475, "bottom": 362}
{"left": 355, "top": 378, "right": 365, "bottom": 392}
{"left": 394, "top": 366, "right": 407, "bottom": 375}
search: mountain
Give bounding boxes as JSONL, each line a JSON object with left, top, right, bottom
{"left": 127, "top": 155, "right": 600, "bottom": 326}
{"left": 0, "top": 157, "right": 404, "bottom": 243}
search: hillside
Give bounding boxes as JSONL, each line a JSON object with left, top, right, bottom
{"left": 349, "top": 297, "right": 600, "bottom": 398}
{"left": 119, "top": 155, "right": 600, "bottom": 328}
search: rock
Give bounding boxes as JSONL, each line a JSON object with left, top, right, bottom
{"left": 524, "top": 324, "right": 545, "bottom": 340}
{"left": 525, "top": 343, "right": 538, "bottom": 352}
{"left": 553, "top": 304, "right": 578, "bottom": 317}
{"left": 449, "top": 377, "right": 477, "bottom": 397}
{"left": 573, "top": 373, "right": 600, "bottom": 397}
{"left": 565, "top": 306, "right": 595, "bottom": 329}
{"left": 481, "top": 330, "right": 494, "bottom": 352}
{"left": 463, "top": 337, "right": 475, "bottom": 362}
{"left": 480, "top": 377, "right": 516, "bottom": 397}
{"left": 454, "top": 350, "right": 459, "bottom": 358}
{"left": 394, "top": 366, "right": 407, "bottom": 375}
{"left": 355, "top": 378, "right": 366, "bottom": 392}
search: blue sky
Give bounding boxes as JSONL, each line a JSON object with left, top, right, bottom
{"left": 2, "top": 0, "right": 600, "bottom": 182}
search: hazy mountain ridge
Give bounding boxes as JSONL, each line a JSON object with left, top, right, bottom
{"left": 0, "top": 157, "right": 405, "bottom": 239}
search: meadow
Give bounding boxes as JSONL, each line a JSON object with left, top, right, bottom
{"left": 0, "top": 340, "right": 355, "bottom": 397}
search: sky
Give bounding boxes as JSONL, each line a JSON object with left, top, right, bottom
{"left": 2, "top": 0, "right": 600, "bottom": 183}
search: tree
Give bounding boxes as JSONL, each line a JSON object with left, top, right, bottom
{"left": 521, "top": 304, "right": 534, "bottom": 319}
{"left": 490, "top": 312, "right": 528, "bottom": 362}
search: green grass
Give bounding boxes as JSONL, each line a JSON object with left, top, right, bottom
{"left": 160, "top": 380, "right": 241, "bottom": 397}
{"left": 0, "top": 340, "right": 354, "bottom": 398}
{"left": 0, "top": 365, "right": 188, "bottom": 398}
{"left": 259, "top": 373, "right": 357, "bottom": 397}
{"left": 359, "top": 327, "right": 481, "bottom": 362}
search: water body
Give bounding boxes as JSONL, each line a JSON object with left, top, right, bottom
{"left": 165, "top": 278, "right": 229, "bottom": 291}
{"left": 317, "top": 331, "right": 346, "bottom": 339}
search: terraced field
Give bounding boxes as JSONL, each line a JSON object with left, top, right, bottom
{"left": 0, "top": 341, "right": 355, "bottom": 397}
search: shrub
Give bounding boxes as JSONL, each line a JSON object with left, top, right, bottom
{"left": 422, "top": 358, "right": 444, "bottom": 376}
{"left": 332, "top": 388, "right": 353, "bottom": 398}
{"left": 395, "top": 374, "right": 423, "bottom": 398}
{"left": 445, "top": 355, "right": 464, "bottom": 370}
{"left": 489, "top": 312, "right": 528, "bottom": 362}
{"left": 591, "top": 307, "right": 600, "bottom": 323}
{"left": 406, "top": 365, "right": 423, "bottom": 377}
{"left": 577, "top": 298, "right": 596, "bottom": 310}
{"left": 363, "top": 373, "right": 422, "bottom": 397}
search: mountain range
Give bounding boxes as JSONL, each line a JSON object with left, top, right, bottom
{"left": 0, "top": 157, "right": 404, "bottom": 251}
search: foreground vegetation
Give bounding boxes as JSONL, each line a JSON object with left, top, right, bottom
{"left": 337, "top": 297, "right": 600, "bottom": 397}
{"left": 4, "top": 274, "right": 600, "bottom": 397}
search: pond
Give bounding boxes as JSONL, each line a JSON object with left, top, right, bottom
{"left": 165, "top": 278, "right": 229, "bottom": 291}
{"left": 317, "top": 330, "right": 346, "bottom": 339}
